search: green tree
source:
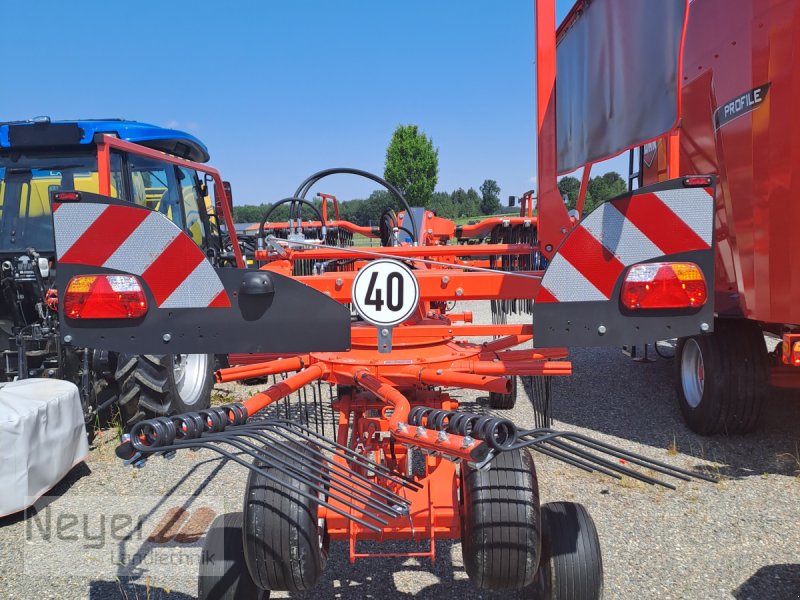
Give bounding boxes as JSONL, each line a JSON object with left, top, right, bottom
{"left": 428, "top": 191, "right": 456, "bottom": 219}
{"left": 384, "top": 125, "right": 438, "bottom": 207}
{"left": 557, "top": 176, "right": 582, "bottom": 210}
{"left": 587, "top": 171, "right": 627, "bottom": 212}
{"left": 450, "top": 187, "right": 481, "bottom": 218}
{"left": 479, "top": 179, "right": 501, "bottom": 215}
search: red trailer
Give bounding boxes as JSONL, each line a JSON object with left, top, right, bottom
{"left": 640, "top": 0, "right": 800, "bottom": 434}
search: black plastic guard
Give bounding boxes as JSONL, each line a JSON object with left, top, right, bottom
{"left": 533, "top": 177, "right": 716, "bottom": 348}
{"left": 52, "top": 192, "right": 351, "bottom": 354}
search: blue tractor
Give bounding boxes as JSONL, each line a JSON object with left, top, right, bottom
{"left": 0, "top": 117, "right": 235, "bottom": 429}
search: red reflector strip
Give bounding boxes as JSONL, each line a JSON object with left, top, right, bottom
{"left": 60, "top": 205, "right": 150, "bottom": 266}
{"left": 621, "top": 262, "right": 707, "bottom": 310}
{"left": 613, "top": 193, "right": 709, "bottom": 255}
{"left": 64, "top": 275, "right": 148, "bottom": 319}
{"left": 557, "top": 226, "right": 624, "bottom": 298}
{"left": 141, "top": 232, "right": 205, "bottom": 305}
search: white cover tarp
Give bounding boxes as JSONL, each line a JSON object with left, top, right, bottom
{"left": 0, "top": 379, "right": 88, "bottom": 517}
{"left": 556, "top": 0, "right": 688, "bottom": 173}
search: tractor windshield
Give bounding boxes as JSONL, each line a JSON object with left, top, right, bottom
{"left": 0, "top": 151, "right": 117, "bottom": 255}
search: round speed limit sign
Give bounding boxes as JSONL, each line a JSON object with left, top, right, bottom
{"left": 351, "top": 259, "right": 420, "bottom": 327}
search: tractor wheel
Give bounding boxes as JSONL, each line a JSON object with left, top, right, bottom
{"left": 242, "top": 441, "right": 328, "bottom": 592}
{"left": 198, "top": 512, "right": 268, "bottom": 600}
{"left": 532, "top": 502, "right": 603, "bottom": 600}
{"left": 675, "top": 319, "right": 768, "bottom": 435}
{"left": 460, "top": 448, "right": 541, "bottom": 590}
{"left": 488, "top": 375, "right": 518, "bottom": 410}
{"left": 116, "top": 353, "right": 214, "bottom": 426}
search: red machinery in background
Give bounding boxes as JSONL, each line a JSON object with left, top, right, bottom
{"left": 637, "top": 0, "right": 800, "bottom": 434}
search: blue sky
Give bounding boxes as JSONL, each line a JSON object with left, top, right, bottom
{"left": 3, "top": 1, "right": 627, "bottom": 205}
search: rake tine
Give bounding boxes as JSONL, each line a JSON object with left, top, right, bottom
{"left": 516, "top": 430, "right": 673, "bottom": 487}
{"left": 529, "top": 443, "right": 623, "bottom": 480}
{"left": 258, "top": 425, "right": 415, "bottom": 504}
{"left": 135, "top": 439, "right": 388, "bottom": 532}
{"left": 200, "top": 436, "right": 408, "bottom": 518}
{"left": 264, "top": 419, "right": 424, "bottom": 490}
{"left": 222, "top": 432, "right": 410, "bottom": 518}
{"left": 518, "top": 428, "right": 715, "bottom": 483}
{"left": 542, "top": 438, "right": 674, "bottom": 489}
{"left": 550, "top": 431, "right": 715, "bottom": 483}
{"left": 231, "top": 428, "right": 413, "bottom": 510}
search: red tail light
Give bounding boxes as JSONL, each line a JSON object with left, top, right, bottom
{"left": 781, "top": 334, "right": 800, "bottom": 366}
{"left": 621, "top": 262, "right": 707, "bottom": 310}
{"left": 683, "top": 176, "right": 713, "bottom": 188}
{"left": 52, "top": 191, "right": 82, "bottom": 202}
{"left": 64, "top": 275, "right": 148, "bottom": 319}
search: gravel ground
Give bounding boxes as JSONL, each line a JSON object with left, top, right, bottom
{"left": 1, "top": 301, "right": 799, "bottom": 599}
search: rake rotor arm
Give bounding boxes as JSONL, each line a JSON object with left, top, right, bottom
{"left": 214, "top": 355, "right": 310, "bottom": 383}
{"left": 351, "top": 370, "right": 490, "bottom": 463}
{"left": 241, "top": 363, "right": 328, "bottom": 415}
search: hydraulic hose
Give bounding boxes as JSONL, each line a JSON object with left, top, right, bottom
{"left": 258, "top": 197, "right": 326, "bottom": 244}
{"left": 293, "top": 168, "right": 418, "bottom": 243}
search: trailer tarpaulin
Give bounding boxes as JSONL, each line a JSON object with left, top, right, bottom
{"left": 556, "top": 0, "right": 688, "bottom": 174}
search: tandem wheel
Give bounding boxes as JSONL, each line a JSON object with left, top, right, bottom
{"left": 532, "top": 501, "right": 604, "bottom": 600}
{"left": 460, "top": 448, "right": 541, "bottom": 590}
{"left": 198, "top": 512, "right": 268, "bottom": 600}
{"left": 488, "top": 375, "right": 518, "bottom": 409}
{"left": 242, "top": 441, "right": 329, "bottom": 592}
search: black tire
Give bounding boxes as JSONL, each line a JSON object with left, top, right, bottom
{"left": 242, "top": 441, "right": 328, "bottom": 592}
{"left": 115, "top": 353, "right": 213, "bottom": 426}
{"left": 198, "top": 512, "right": 268, "bottom": 600}
{"left": 533, "top": 502, "right": 603, "bottom": 600}
{"left": 460, "top": 448, "right": 541, "bottom": 590}
{"left": 675, "top": 319, "right": 768, "bottom": 435}
{"left": 489, "top": 376, "right": 518, "bottom": 409}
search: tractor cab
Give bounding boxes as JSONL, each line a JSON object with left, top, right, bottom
{"left": 0, "top": 118, "right": 235, "bottom": 264}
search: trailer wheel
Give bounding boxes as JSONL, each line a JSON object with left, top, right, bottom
{"left": 488, "top": 376, "right": 518, "bottom": 409}
{"left": 242, "top": 441, "right": 328, "bottom": 592}
{"left": 115, "top": 353, "right": 213, "bottom": 426}
{"left": 460, "top": 448, "right": 541, "bottom": 590}
{"left": 532, "top": 502, "right": 603, "bottom": 600}
{"left": 198, "top": 512, "right": 268, "bottom": 600}
{"left": 675, "top": 319, "right": 768, "bottom": 435}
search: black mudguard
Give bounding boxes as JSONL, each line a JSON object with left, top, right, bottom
{"left": 533, "top": 177, "right": 716, "bottom": 348}
{"left": 52, "top": 192, "right": 351, "bottom": 354}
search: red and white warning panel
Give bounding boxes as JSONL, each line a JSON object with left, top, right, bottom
{"left": 52, "top": 192, "right": 351, "bottom": 355}
{"left": 53, "top": 201, "right": 230, "bottom": 309}
{"left": 533, "top": 177, "right": 716, "bottom": 347}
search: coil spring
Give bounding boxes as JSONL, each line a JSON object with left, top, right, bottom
{"left": 130, "top": 404, "right": 249, "bottom": 450}
{"left": 407, "top": 407, "right": 518, "bottom": 451}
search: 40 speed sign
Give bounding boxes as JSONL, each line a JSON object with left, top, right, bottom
{"left": 351, "top": 259, "right": 420, "bottom": 327}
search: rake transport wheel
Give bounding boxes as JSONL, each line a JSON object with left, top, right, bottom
{"left": 675, "top": 318, "right": 768, "bottom": 435}
{"left": 115, "top": 353, "right": 214, "bottom": 426}
{"left": 460, "top": 448, "right": 541, "bottom": 590}
{"left": 198, "top": 512, "right": 268, "bottom": 600}
{"left": 488, "top": 375, "right": 518, "bottom": 409}
{"left": 532, "top": 502, "right": 603, "bottom": 600}
{"left": 243, "top": 441, "right": 329, "bottom": 592}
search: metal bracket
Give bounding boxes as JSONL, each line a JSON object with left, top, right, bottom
{"left": 378, "top": 327, "right": 393, "bottom": 354}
